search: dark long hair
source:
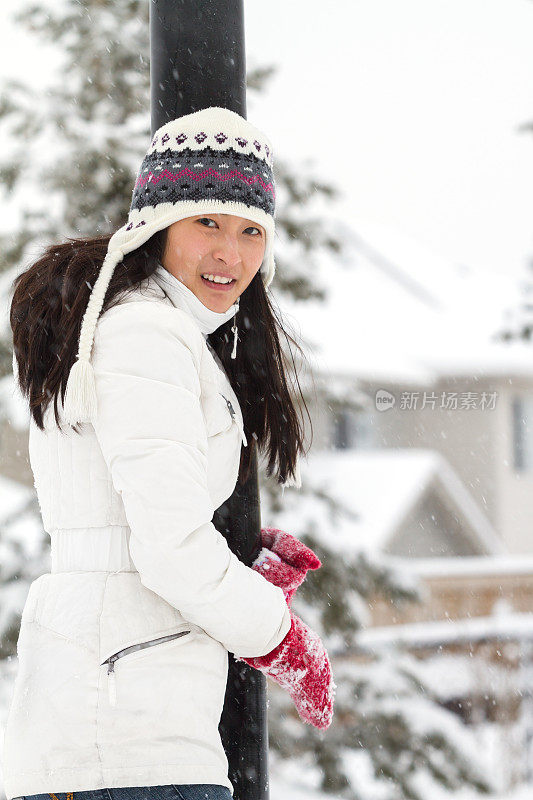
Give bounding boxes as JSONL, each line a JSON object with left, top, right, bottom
{"left": 10, "top": 227, "right": 312, "bottom": 487}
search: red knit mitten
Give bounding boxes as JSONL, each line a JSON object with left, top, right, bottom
{"left": 252, "top": 527, "right": 321, "bottom": 606}
{"left": 236, "top": 609, "right": 336, "bottom": 730}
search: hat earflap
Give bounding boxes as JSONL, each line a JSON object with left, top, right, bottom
{"left": 62, "top": 248, "right": 124, "bottom": 426}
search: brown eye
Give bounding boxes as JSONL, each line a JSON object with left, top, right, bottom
{"left": 197, "top": 218, "right": 262, "bottom": 236}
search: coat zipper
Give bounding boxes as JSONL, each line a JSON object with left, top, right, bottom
{"left": 189, "top": 336, "right": 247, "bottom": 447}
{"left": 101, "top": 629, "right": 191, "bottom": 707}
{"left": 220, "top": 392, "right": 247, "bottom": 447}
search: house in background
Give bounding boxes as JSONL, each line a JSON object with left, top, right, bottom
{"left": 324, "top": 347, "right": 533, "bottom": 556}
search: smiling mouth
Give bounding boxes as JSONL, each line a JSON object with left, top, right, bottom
{"left": 200, "top": 274, "right": 237, "bottom": 290}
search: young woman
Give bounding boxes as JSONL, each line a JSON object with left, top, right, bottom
{"left": 3, "top": 107, "right": 335, "bottom": 800}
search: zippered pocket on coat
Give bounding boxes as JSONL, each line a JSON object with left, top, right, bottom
{"left": 101, "top": 629, "right": 192, "bottom": 707}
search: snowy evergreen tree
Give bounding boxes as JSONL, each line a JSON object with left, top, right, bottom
{"left": 494, "top": 253, "right": 533, "bottom": 342}
{"left": 494, "top": 108, "right": 533, "bottom": 343}
{"left": 0, "top": 2, "right": 494, "bottom": 798}
{"left": 259, "top": 482, "right": 493, "bottom": 799}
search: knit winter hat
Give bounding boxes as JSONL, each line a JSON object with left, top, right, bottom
{"left": 63, "top": 106, "right": 277, "bottom": 427}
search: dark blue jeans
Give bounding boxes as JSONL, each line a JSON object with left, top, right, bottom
{"left": 13, "top": 785, "right": 233, "bottom": 800}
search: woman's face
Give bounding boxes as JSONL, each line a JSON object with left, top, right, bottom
{"left": 161, "top": 214, "right": 266, "bottom": 312}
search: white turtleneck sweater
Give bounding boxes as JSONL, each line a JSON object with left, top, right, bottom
{"left": 152, "top": 261, "right": 238, "bottom": 338}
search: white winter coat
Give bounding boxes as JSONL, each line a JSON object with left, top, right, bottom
{"left": 2, "top": 262, "right": 292, "bottom": 799}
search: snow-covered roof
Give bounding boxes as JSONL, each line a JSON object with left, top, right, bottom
{"left": 281, "top": 212, "right": 527, "bottom": 384}
{"left": 355, "top": 612, "right": 533, "bottom": 651}
{"left": 276, "top": 447, "right": 502, "bottom": 557}
{"left": 415, "top": 341, "right": 533, "bottom": 380}
{"left": 407, "top": 554, "right": 533, "bottom": 577}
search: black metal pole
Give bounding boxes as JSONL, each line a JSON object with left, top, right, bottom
{"left": 150, "top": 0, "right": 247, "bottom": 130}
{"left": 214, "top": 444, "right": 270, "bottom": 800}
{"left": 149, "top": 3, "right": 269, "bottom": 799}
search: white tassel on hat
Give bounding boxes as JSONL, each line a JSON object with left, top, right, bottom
{"left": 63, "top": 248, "right": 124, "bottom": 426}
{"left": 63, "top": 357, "right": 98, "bottom": 425}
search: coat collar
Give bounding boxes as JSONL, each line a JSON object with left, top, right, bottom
{"left": 151, "top": 260, "right": 238, "bottom": 337}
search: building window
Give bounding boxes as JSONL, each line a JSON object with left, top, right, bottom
{"left": 332, "top": 408, "right": 375, "bottom": 450}
{"left": 512, "top": 395, "right": 533, "bottom": 471}
{"left": 333, "top": 408, "right": 351, "bottom": 449}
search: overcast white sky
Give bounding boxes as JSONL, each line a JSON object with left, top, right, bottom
{"left": 2, "top": 0, "right": 533, "bottom": 281}
{"left": 247, "top": 0, "right": 533, "bottom": 280}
